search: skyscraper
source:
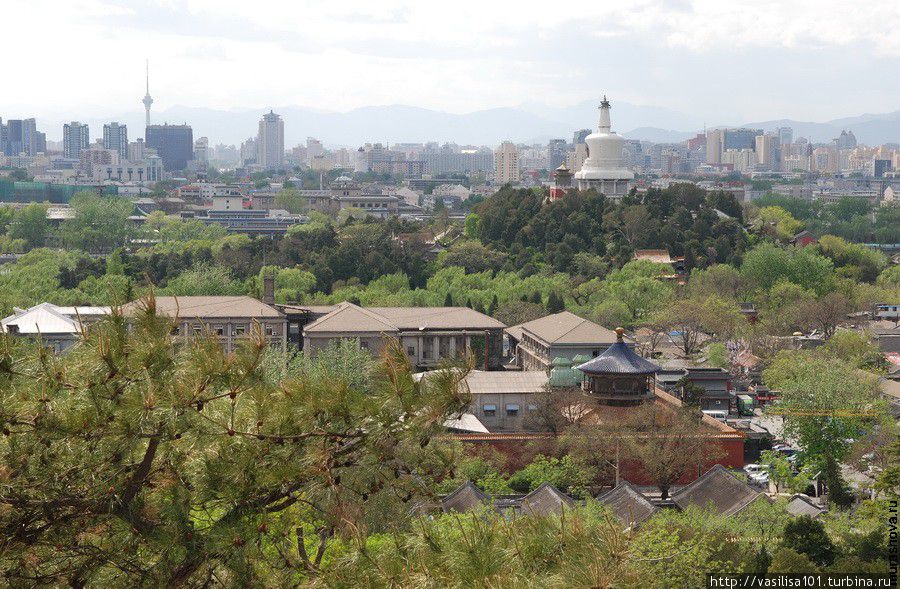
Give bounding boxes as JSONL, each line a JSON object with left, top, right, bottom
{"left": 776, "top": 126, "right": 793, "bottom": 146}
{"left": 4, "top": 120, "right": 23, "bottom": 156}
{"left": 256, "top": 111, "right": 284, "bottom": 170}
{"left": 63, "top": 122, "right": 90, "bottom": 159}
{"left": 142, "top": 59, "right": 153, "bottom": 127}
{"left": 755, "top": 133, "right": 779, "bottom": 171}
{"left": 146, "top": 124, "right": 193, "bottom": 171}
{"left": 103, "top": 122, "right": 129, "bottom": 161}
{"left": 493, "top": 141, "right": 520, "bottom": 184}
{"left": 705, "top": 129, "right": 725, "bottom": 165}
{"left": 306, "top": 137, "right": 324, "bottom": 165}
{"left": 724, "top": 128, "right": 762, "bottom": 150}
{"left": 21, "top": 119, "right": 39, "bottom": 155}
{"left": 573, "top": 129, "right": 591, "bottom": 145}
{"left": 548, "top": 139, "right": 567, "bottom": 170}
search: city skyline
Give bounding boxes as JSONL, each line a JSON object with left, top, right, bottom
{"left": 3, "top": 0, "right": 898, "bottom": 129}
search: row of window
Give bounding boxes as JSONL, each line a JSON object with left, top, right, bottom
{"left": 172, "top": 324, "right": 278, "bottom": 337}
{"left": 482, "top": 403, "right": 537, "bottom": 418}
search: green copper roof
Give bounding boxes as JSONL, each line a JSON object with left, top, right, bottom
{"left": 549, "top": 367, "right": 581, "bottom": 387}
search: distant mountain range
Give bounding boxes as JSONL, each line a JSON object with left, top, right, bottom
{"left": 38, "top": 101, "right": 900, "bottom": 148}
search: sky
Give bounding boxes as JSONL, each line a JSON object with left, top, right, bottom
{"left": 3, "top": 0, "right": 899, "bottom": 128}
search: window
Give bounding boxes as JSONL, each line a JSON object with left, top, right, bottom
{"left": 360, "top": 341, "right": 369, "bottom": 350}
{"left": 264, "top": 325, "right": 276, "bottom": 336}
{"left": 407, "top": 346, "right": 415, "bottom": 356}
{"left": 214, "top": 326, "right": 224, "bottom": 336}
{"left": 527, "top": 404, "right": 538, "bottom": 411}
{"left": 483, "top": 404, "right": 496, "bottom": 417}
{"left": 233, "top": 326, "right": 246, "bottom": 336}
{"left": 506, "top": 404, "right": 520, "bottom": 417}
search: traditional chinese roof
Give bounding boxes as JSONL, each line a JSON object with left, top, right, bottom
{"left": 506, "top": 311, "right": 618, "bottom": 347}
{"left": 671, "top": 465, "right": 764, "bottom": 516}
{"left": 519, "top": 483, "right": 575, "bottom": 516}
{"left": 304, "top": 302, "right": 504, "bottom": 334}
{"left": 576, "top": 328, "right": 661, "bottom": 375}
{"left": 596, "top": 481, "right": 658, "bottom": 526}
{"left": 786, "top": 494, "right": 825, "bottom": 519}
{"left": 124, "top": 296, "right": 282, "bottom": 319}
{"left": 441, "top": 481, "right": 490, "bottom": 513}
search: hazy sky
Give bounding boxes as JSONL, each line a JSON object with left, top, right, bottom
{"left": 4, "top": 0, "right": 899, "bottom": 123}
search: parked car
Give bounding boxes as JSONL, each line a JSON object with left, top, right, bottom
{"left": 750, "top": 472, "right": 770, "bottom": 485}
{"left": 744, "top": 464, "right": 764, "bottom": 475}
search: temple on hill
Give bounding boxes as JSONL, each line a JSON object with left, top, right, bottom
{"left": 573, "top": 96, "right": 634, "bottom": 198}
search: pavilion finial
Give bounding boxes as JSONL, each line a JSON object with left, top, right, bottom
{"left": 615, "top": 327, "right": 624, "bottom": 341}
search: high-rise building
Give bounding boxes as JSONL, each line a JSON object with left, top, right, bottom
{"left": 494, "top": 141, "right": 520, "bottom": 184}
{"left": 146, "top": 124, "right": 193, "bottom": 171}
{"left": 63, "top": 122, "right": 90, "bottom": 159}
{"left": 240, "top": 137, "right": 257, "bottom": 166}
{"left": 573, "top": 129, "right": 591, "bottom": 145}
{"left": 4, "top": 120, "right": 23, "bottom": 156}
{"left": 724, "top": 128, "right": 762, "bottom": 150}
{"left": 548, "top": 139, "right": 567, "bottom": 170}
{"left": 306, "top": 137, "right": 324, "bottom": 165}
{"left": 103, "top": 122, "right": 129, "bottom": 161}
{"left": 776, "top": 126, "right": 793, "bottom": 146}
{"left": 194, "top": 137, "right": 209, "bottom": 165}
{"left": 836, "top": 130, "right": 857, "bottom": 150}
{"left": 128, "top": 138, "right": 146, "bottom": 162}
{"left": 79, "top": 147, "right": 119, "bottom": 176}
{"left": 706, "top": 129, "right": 725, "bottom": 165}
{"left": 21, "top": 119, "right": 39, "bottom": 156}
{"left": 0, "top": 118, "right": 6, "bottom": 155}
{"left": 256, "top": 111, "right": 284, "bottom": 170}
{"left": 755, "top": 133, "right": 779, "bottom": 171}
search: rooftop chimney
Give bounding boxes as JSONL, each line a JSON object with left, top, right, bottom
{"left": 262, "top": 275, "right": 275, "bottom": 305}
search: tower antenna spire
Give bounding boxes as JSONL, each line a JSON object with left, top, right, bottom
{"left": 142, "top": 58, "right": 154, "bottom": 127}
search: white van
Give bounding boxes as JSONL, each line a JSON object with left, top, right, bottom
{"left": 702, "top": 410, "right": 728, "bottom": 421}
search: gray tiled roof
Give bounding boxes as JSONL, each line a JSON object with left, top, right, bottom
{"left": 464, "top": 370, "right": 549, "bottom": 395}
{"left": 304, "top": 302, "right": 505, "bottom": 334}
{"left": 786, "top": 495, "right": 825, "bottom": 518}
{"left": 441, "top": 481, "right": 490, "bottom": 513}
{"left": 123, "top": 296, "right": 283, "bottom": 319}
{"left": 577, "top": 340, "right": 661, "bottom": 375}
{"left": 596, "top": 481, "right": 658, "bottom": 526}
{"left": 671, "top": 465, "right": 765, "bottom": 516}
{"left": 507, "top": 311, "right": 618, "bottom": 346}
{"left": 519, "top": 483, "right": 575, "bottom": 516}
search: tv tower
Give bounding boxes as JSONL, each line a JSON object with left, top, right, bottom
{"left": 142, "top": 59, "right": 153, "bottom": 127}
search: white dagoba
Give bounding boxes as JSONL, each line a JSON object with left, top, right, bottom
{"left": 574, "top": 96, "right": 634, "bottom": 198}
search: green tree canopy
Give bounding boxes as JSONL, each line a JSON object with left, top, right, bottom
{"left": 8, "top": 202, "right": 49, "bottom": 250}
{"left": 58, "top": 192, "right": 134, "bottom": 252}
{"left": 0, "top": 301, "right": 469, "bottom": 586}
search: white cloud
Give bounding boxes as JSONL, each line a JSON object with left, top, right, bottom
{"left": 2, "top": 0, "right": 898, "bottom": 129}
